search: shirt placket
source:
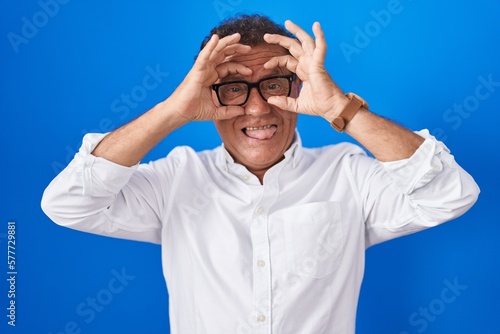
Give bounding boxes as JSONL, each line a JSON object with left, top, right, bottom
{"left": 251, "top": 174, "right": 280, "bottom": 334}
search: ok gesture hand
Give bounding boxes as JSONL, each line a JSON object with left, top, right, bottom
{"left": 170, "top": 33, "right": 252, "bottom": 122}
{"left": 263, "top": 20, "right": 349, "bottom": 122}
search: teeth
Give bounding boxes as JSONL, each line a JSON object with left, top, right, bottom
{"left": 245, "top": 124, "right": 274, "bottom": 131}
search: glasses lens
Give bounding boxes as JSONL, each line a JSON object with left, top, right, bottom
{"left": 218, "top": 82, "right": 248, "bottom": 106}
{"left": 260, "top": 77, "right": 291, "bottom": 100}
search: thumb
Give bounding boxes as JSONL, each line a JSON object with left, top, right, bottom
{"left": 267, "top": 96, "right": 299, "bottom": 113}
{"left": 215, "top": 106, "right": 245, "bottom": 120}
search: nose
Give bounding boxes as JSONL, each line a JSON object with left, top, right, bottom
{"left": 244, "top": 87, "right": 272, "bottom": 116}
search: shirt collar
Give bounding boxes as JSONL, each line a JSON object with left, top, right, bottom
{"left": 286, "top": 130, "right": 303, "bottom": 168}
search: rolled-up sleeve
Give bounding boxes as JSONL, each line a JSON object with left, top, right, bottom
{"left": 41, "top": 133, "right": 163, "bottom": 244}
{"left": 355, "top": 129, "right": 480, "bottom": 247}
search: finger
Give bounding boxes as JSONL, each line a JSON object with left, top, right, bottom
{"left": 208, "top": 33, "right": 249, "bottom": 62}
{"left": 197, "top": 34, "right": 219, "bottom": 63}
{"left": 285, "top": 20, "right": 316, "bottom": 54}
{"left": 221, "top": 44, "right": 252, "bottom": 59}
{"left": 216, "top": 106, "right": 246, "bottom": 120}
{"left": 215, "top": 62, "right": 253, "bottom": 79}
{"left": 263, "top": 33, "right": 304, "bottom": 59}
{"left": 312, "top": 21, "right": 327, "bottom": 62}
{"left": 263, "top": 55, "right": 298, "bottom": 73}
{"left": 213, "top": 33, "right": 243, "bottom": 54}
{"left": 209, "top": 43, "right": 251, "bottom": 64}
{"left": 267, "top": 96, "right": 299, "bottom": 113}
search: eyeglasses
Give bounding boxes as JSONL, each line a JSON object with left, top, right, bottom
{"left": 212, "top": 74, "right": 295, "bottom": 106}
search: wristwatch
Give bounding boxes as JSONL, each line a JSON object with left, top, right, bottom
{"left": 330, "top": 93, "right": 369, "bottom": 132}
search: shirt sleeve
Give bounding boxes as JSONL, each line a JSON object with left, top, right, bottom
{"left": 350, "top": 129, "right": 480, "bottom": 248}
{"left": 41, "top": 133, "right": 164, "bottom": 244}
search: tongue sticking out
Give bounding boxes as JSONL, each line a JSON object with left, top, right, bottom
{"left": 245, "top": 125, "right": 277, "bottom": 140}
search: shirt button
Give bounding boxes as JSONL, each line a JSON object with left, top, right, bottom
{"left": 257, "top": 260, "right": 266, "bottom": 268}
{"left": 257, "top": 207, "right": 265, "bottom": 215}
{"left": 257, "top": 314, "right": 266, "bottom": 323}
{"left": 242, "top": 174, "right": 250, "bottom": 181}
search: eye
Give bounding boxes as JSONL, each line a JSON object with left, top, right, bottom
{"left": 261, "top": 78, "right": 289, "bottom": 95}
{"left": 227, "top": 86, "right": 241, "bottom": 93}
{"left": 266, "top": 83, "right": 281, "bottom": 90}
{"left": 222, "top": 83, "right": 246, "bottom": 96}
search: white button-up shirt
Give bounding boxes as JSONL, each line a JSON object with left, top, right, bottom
{"left": 41, "top": 130, "right": 479, "bottom": 334}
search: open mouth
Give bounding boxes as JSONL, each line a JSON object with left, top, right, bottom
{"left": 242, "top": 124, "right": 277, "bottom": 140}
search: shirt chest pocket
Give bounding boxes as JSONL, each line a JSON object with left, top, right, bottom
{"left": 282, "top": 202, "right": 343, "bottom": 279}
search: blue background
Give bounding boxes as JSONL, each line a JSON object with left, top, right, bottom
{"left": 1, "top": 0, "right": 499, "bottom": 333}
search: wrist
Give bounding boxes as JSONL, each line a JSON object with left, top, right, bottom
{"left": 154, "top": 98, "right": 191, "bottom": 130}
{"left": 344, "top": 106, "right": 369, "bottom": 133}
{"left": 329, "top": 93, "right": 369, "bottom": 133}
{"left": 323, "top": 93, "right": 350, "bottom": 123}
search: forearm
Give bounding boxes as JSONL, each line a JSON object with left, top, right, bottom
{"left": 42, "top": 133, "right": 137, "bottom": 227}
{"left": 41, "top": 133, "right": 163, "bottom": 243}
{"left": 344, "top": 108, "right": 425, "bottom": 162}
{"left": 92, "top": 98, "right": 189, "bottom": 167}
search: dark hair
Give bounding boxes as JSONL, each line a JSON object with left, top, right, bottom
{"left": 199, "top": 14, "right": 294, "bottom": 51}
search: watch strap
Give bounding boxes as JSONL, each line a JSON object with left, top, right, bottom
{"left": 331, "top": 93, "right": 367, "bottom": 132}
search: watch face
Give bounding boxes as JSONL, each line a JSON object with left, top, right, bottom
{"left": 347, "top": 93, "right": 369, "bottom": 109}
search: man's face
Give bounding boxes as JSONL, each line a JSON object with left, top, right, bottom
{"left": 213, "top": 44, "right": 299, "bottom": 177}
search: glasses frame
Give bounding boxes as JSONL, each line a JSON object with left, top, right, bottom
{"left": 211, "top": 74, "right": 296, "bottom": 106}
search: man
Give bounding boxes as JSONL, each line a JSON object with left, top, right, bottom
{"left": 41, "top": 14, "right": 479, "bottom": 334}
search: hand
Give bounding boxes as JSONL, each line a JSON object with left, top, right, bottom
{"left": 168, "top": 33, "right": 252, "bottom": 121}
{"left": 263, "top": 20, "right": 349, "bottom": 122}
